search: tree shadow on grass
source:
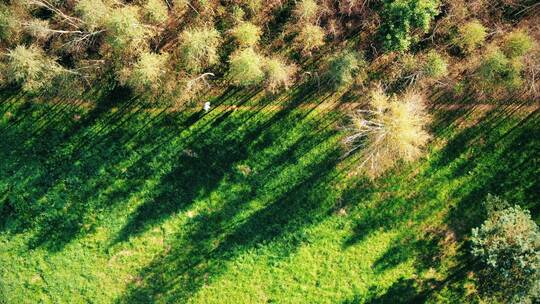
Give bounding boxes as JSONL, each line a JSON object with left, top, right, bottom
{"left": 115, "top": 89, "right": 348, "bottom": 303}
{"left": 117, "top": 147, "right": 344, "bottom": 303}
{"left": 0, "top": 77, "right": 338, "bottom": 254}
{"left": 0, "top": 88, "right": 154, "bottom": 247}
{"left": 341, "top": 102, "right": 539, "bottom": 302}
{"left": 444, "top": 106, "right": 540, "bottom": 235}
{"left": 0, "top": 87, "right": 230, "bottom": 250}
{"left": 111, "top": 80, "right": 340, "bottom": 243}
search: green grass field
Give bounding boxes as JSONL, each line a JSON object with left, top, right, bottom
{"left": 0, "top": 88, "right": 538, "bottom": 303}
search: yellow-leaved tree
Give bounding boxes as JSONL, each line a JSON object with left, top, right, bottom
{"left": 343, "top": 86, "right": 431, "bottom": 178}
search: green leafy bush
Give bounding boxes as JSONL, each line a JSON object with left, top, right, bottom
{"left": 502, "top": 30, "right": 534, "bottom": 58}
{"left": 263, "top": 57, "right": 296, "bottom": 93}
{"left": 25, "top": 19, "right": 51, "bottom": 41}
{"left": 105, "top": 6, "right": 148, "bottom": 54}
{"left": 228, "top": 47, "right": 265, "bottom": 86}
{"left": 5, "top": 45, "right": 65, "bottom": 94}
{"left": 231, "top": 22, "right": 261, "bottom": 47}
{"left": 326, "top": 50, "right": 363, "bottom": 88}
{"left": 379, "top": 0, "right": 440, "bottom": 52}
{"left": 75, "top": 0, "right": 110, "bottom": 30}
{"left": 455, "top": 20, "right": 487, "bottom": 53}
{"left": 294, "top": 0, "right": 318, "bottom": 22}
{"left": 240, "top": 0, "right": 263, "bottom": 13}
{"left": 295, "top": 24, "right": 325, "bottom": 55}
{"left": 471, "top": 195, "right": 540, "bottom": 303}
{"left": 120, "top": 52, "right": 169, "bottom": 94}
{"left": 0, "top": 5, "right": 16, "bottom": 42}
{"left": 422, "top": 51, "right": 448, "bottom": 78}
{"left": 143, "top": 0, "right": 169, "bottom": 24}
{"left": 178, "top": 27, "right": 221, "bottom": 73}
{"left": 477, "top": 48, "right": 523, "bottom": 90}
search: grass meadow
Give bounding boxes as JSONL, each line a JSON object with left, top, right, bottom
{"left": 0, "top": 87, "right": 538, "bottom": 303}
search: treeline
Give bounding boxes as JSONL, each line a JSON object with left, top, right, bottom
{"left": 0, "top": 0, "right": 538, "bottom": 102}
{"left": 0, "top": 0, "right": 538, "bottom": 191}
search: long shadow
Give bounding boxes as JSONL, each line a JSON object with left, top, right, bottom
{"left": 341, "top": 102, "right": 540, "bottom": 302}
{"left": 116, "top": 89, "right": 348, "bottom": 302}
{"left": 111, "top": 110, "right": 256, "bottom": 244}
{"left": 112, "top": 78, "right": 344, "bottom": 242}
{"left": 444, "top": 107, "right": 540, "bottom": 235}
{"left": 117, "top": 140, "right": 344, "bottom": 303}
{"left": 0, "top": 87, "right": 202, "bottom": 250}
{"left": 1, "top": 74, "right": 336, "bottom": 252}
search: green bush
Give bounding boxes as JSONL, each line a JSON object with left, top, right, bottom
{"left": 120, "top": 52, "right": 169, "bottom": 94}
{"left": 263, "top": 57, "right": 296, "bottom": 93}
{"left": 75, "top": 0, "right": 110, "bottom": 30}
{"left": 471, "top": 195, "right": 540, "bottom": 303}
{"left": 477, "top": 48, "right": 523, "bottom": 90}
{"left": 240, "top": 0, "right": 263, "bottom": 13}
{"left": 25, "top": 19, "right": 51, "bottom": 41}
{"left": 178, "top": 27, "right": 221, "bottom": 73}
{"left": 502, "top": 30, "right": 534, "bottom": 58}
{"left": 295, "top": 24, "right": 325, "bottom": 55}
{"left": 0, "top": 5, "right": 16, "bottom": 42}
{"left": 326, "top": 50, "right": 363, "bottom": 88}
{"left": 143, "top": 0, "right": 169, "bottom": 24}
{"left": 379, "top": 0, "right": 440, "bottom": 52}
{"left": 5, "top": 45, "right": 65, "bottom": 94}
{"left": 422, "top": 51, "right": 448, "bottom": 78}
{"left": 456, "top": 20, "right": 487, "bottom": 53}
{"left": 294, "top": 0, "right": 318, "bottom": 22}
{"left": 105, "top": 6, "right": 148, "bottom": 55}
{"left": 228, "top": 47, "right": 265, "bottom": 86}
{"left": 231, "top": 22, "right": 261, "bottom": 47}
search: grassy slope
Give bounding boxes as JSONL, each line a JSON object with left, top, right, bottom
{"left": 0, "top": 88, "right": 538, "bottom": 303}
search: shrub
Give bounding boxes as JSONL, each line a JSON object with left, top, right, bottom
{"left": 294, "top": 0, "right": 318, "bottom": 22}
{"left": 230, "top": 5, "right": 246, "bottom": 23}
{"left": 120, "top": 52, "right": 169, "bottom": 94}
{"left": 5, "top": 45, "right": 65, "bottom": 94}
{"left": 295, "top": 24, "right": 325, "bottom": 55}
{"left": 422, "top": 51, "right": 448, "bottom": 78}
{"left": 326, "top": 50, "right": 363, "bottom": 89}
{"left": 105, "top": 6, "right": 148, "bottom": 55}
{"left": 502, "top": 30, "right": 534, "bottom": 59}
{"left": 178, "top": 27, "right": 221, "bottom": 73}
{"left": 477, "top": 48, "right": 523, "bottom": 90}
{"left": 231, "top": 22, "right": 261, "bottom": 47}
{"left": 263, "top": 57, "right": 296, "bottom": 93}
{"left": 0, "top": 5, "right": 16, "bottom": 42}
{"left": 455, "top": 20, "right": 487, "bottom": 53}
{"left": 343, "top": 87, "right": 431, "bottom": 178}
{"left": 172, "top": 0, "right": 189, "bottom": 16}
{"left": 25, "top": 19, "right": 51, "bottom": 41}
{"left": 379, "top": 0, "right": 440, "bottom": 52}
{"left": 228, "top": 47, "right": 265, "bottom": 86}
{"left": 75, "top": 0, "right": 110, "bottom": 30}
{"left": 241, "top": 0, "right": 263, "bottom": 13}
{"left": 471, "top": 196, "right": 540, "bottom": 303}
{"left": 143, "top": 0, "right": 169, "bottom": 24}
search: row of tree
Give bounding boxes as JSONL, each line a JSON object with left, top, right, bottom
{"left": 0, "top": 0, "right": 537, "bottom": 101}
{"left": 0, "top": 0, "right": 538, "bottom": 192}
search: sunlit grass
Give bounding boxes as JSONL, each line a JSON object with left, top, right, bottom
{"left": 0, "top": 91, "right": 538, "bottom": 303}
